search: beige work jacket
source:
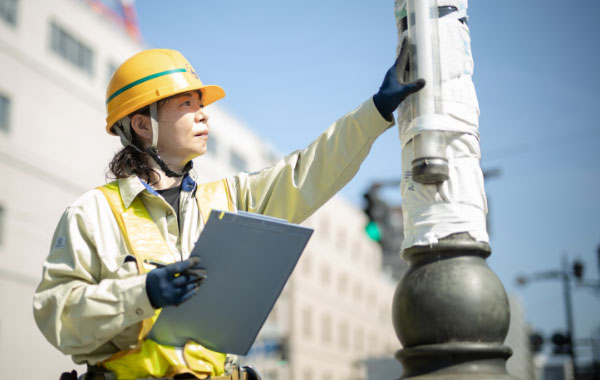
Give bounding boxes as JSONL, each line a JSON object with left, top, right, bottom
{"left": 33, "top": 98, "right": 393, "bottom": 365}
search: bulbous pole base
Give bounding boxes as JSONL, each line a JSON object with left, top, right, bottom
{"left": 392, "top": 233, "right": 517, "bottom": 380}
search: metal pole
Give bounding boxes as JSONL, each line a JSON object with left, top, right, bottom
{"left": 562, "top": 254, "right": 578, "bottom": 379}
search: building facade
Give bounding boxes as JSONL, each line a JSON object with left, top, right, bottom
{"left": 245, "top": 198, "right": 400, "bottom": 380}
{"left": 0, "top": 0, "right": 144, "bottom": 378}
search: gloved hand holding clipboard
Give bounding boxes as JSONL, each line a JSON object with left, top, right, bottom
{"left": 148, "top": 210, "right": 313, "bottom": 355}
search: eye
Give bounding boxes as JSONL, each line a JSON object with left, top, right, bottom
{"left": 181, "top": 100, "right": 191, "bottom": 106}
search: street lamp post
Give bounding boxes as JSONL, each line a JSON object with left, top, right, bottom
{"left": 516, "top": 254, "right": 579, "bottom": 379}
{"left": 562, "top": 255, "right": 578, "bottom": 379}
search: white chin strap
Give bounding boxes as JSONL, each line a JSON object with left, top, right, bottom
{"left": 113, "top": 103, "right": 192, "bottom": 178}
{"left": 149, "top": 102, "right": 159, "bottom": 149}
{"left": 113, "top": 103, "right": 159, "bottom": 151}
{"left": 114, "top": 116, "right": 139, "bottom": 151}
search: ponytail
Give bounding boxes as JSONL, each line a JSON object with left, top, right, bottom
{"left": 106, "top": 106, "right": 160, "bottom": 185}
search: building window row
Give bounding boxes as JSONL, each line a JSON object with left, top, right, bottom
{"left": 0, "top": 0, "right": 17, "bottom": 26}
{"left": 0, "top": 93, "right": 11, "bottom": 133}
{"left": 301, "top": 305, "right": 385, "bottom": 354}
{"left": 311, "top": 214, "right": 378, "bottom": 270}
{"left": 300, "top": 257, "right": 379, "bottom": 309}
{"left": 0, "top": 204, "right": 4, "bottom": 247}
{"left": 50, "top": 21, "right": 94, "bottom": 75}
{"left": 205, "top": 135, "right": 251, "bottom": 172}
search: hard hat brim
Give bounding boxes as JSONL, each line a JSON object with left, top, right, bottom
{"left": 106, "top": 83, "right": 225, "bottom": 135}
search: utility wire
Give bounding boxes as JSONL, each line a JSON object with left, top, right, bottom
{"left": 482, "top": 127, "right": 600, "bottom": 163}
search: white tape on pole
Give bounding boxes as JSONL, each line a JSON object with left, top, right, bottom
{"left": 394, "top": 0, "right": 489, "bottom": 252}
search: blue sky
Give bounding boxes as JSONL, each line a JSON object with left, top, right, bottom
{"left": 135, "top": 0, "right": 600, "bottom": 357}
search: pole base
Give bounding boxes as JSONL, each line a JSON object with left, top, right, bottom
{"left": 392, "top": 234, "right": 516, "bottom": 380}
{"left": 396, "top": 342, "right": 517, "bottom": 380}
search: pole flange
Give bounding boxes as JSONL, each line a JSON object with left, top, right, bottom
{"left": 392, "top": 233, "right": 517, "bottom": 379}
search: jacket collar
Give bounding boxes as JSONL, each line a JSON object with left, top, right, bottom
{"left": 117, "top": 173, "right": 198, "bottom": 208}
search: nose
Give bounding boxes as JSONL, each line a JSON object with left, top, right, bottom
{"left": 195, "top": 106, "right": 209, "bottom": 124}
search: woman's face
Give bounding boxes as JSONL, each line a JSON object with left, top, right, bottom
{"left": 155, "top": 90, "right": 210, "bottom": 166}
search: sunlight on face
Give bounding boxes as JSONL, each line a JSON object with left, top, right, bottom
{"left": 156, "top": 91, "right": 210, "bottom": 166}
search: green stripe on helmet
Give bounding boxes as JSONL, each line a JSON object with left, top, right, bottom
{"left": 106, "top": 68, "right": 187, "bottom": 104}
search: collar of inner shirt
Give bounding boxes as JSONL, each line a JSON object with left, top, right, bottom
{"left": 139, "top": 173, "right": 197, "bottom": 195}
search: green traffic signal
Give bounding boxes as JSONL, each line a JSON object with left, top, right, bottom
{"left": 365, "top": 221, "right": 381, "bottom": 242}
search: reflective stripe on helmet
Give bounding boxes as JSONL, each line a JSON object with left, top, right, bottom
{"left": 107, "top": 68, "right": 187, "bottom": 105}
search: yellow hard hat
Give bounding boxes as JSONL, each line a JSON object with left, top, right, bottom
{"left": 105, "top": 49, "right": 225, "bottom": 135}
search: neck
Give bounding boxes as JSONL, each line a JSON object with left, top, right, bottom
{"left": 146, "top": 155, "right": 187, "bottom": 190}
{"left": 151, "top": 172, "right": 183, "bottom": 190}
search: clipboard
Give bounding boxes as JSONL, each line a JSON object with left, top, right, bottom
{"left": 147, "top": 210, "right": 313, "bottom": 355}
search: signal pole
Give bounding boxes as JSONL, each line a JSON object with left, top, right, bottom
{"left": 516, "top": 254, "right": 581, "bottom": 379}
{"left": 562, "top": 255, "right": 578, "bottom": 379}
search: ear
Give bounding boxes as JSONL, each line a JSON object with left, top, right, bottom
{"left": 130, "top": 113, "right": 153, "bottom": 148}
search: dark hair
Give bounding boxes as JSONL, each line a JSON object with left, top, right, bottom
{"left": 107, "top": 105, "right": 160, "bottom": 185}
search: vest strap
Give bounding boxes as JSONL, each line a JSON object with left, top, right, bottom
{"left": 95, "top": 178, "right": 234, "bottom": 379}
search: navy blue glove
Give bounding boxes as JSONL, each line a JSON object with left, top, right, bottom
{"left": 145, "top": 257, "right": 206, "bottom": 308}
{"left": 373, "top": 37, "right": 426, "bottom": 120}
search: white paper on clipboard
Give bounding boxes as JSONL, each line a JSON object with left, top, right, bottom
{"left": 147, "top": 210, "right": 313, "bottom": 355}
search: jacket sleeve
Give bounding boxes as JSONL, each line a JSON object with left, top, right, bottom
{"left": 32, "top": 200, "right": 156, "bottom": 356}
{"left": 229, "top": 98, "right": 394, "bottom": 223}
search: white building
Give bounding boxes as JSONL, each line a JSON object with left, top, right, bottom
{"left": 244, "top": 198, "right": 400, "bottom": 380}
{"left": 0, "top": 0, "right": 144, "bottom": 378}
{"left": 0, "top": 0, "right": 400, "bottom": 379}
{"left": 505, "top": 294, "right": 537, "bottom": 380}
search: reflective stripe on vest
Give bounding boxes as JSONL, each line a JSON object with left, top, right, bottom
{"left": 96, "top": 179, "right": 234, "bottom": 379}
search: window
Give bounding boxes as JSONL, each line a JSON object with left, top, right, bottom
{"left": 354, "top": 327, "right": 364, "bottom": 353}
{"left": 352, "top": 241, "right": 362, "bottom": 260}
{"left": 0, "top": 94, "right": 10, "bottom": 133}
{"left": 229, "top": 150, "right": 247, "bottom": 172}
{"left": 319, "top": 263, "right": 330, "bottom": 287}
{"left": 302, "top": 368, "right": 313, "bottom": 380}
{"left": 50, "top": 21, "right": 94, "bottom": 75}
{"left": 301, "top": 306, "right": 312, "bottom": 338}
{"left": 0, "top": 205, "right": 4, "bottom": 246}
{"left": 336, "top": 229, "right": 347, "bottom": 249}
{"left": 0, "top": 0, "right": 17, "bottom": 26}
{"left": 353, "top": 282, "right": 363, "bottom": 302}
{"left": 367, "top": 289, "right": 376, "bottom": 308}
{"left": 337, "top": 273, "right": 348, "bottom": 296}
{"left": 368, "top": 332, "right": 378, "bottom": 354}
{"left": 106, "top": 61, "right": 119, "bottom": 83}
{"left": 319, "top": 216, "right": 330, "bottom": 239}
{"left": 321, "top": 313, "right": 332, "bottom": 344}
{"left": 338, "top": 320, "right": 349, "bottom": 349}
{"left": 301, "top": 255, "right": 311, "bottom": 277}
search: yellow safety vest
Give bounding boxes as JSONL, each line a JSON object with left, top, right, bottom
{"left": 96, "top": 179, "right": 234, "bottom": 380}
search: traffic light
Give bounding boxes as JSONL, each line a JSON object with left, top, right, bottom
{"left": 363, "top": 188, "right": 387, "bottom": 243}
{"left": 529, "top": 332, "right": 544, "bottom": 353}
{"left": 275, "top": 337, "right": 289, "bottom": 364}
{"left": 573, "top": 260, "right": 584, "bottom": 281}
{"left": 551, "top": 331, "right": 573, "bottom": 355}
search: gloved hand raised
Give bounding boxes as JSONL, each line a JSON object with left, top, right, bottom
{"left": 145, "top": 257, "right": 206, "bottom": 308}
{"left": 373, "top": 37, "right": 426, "bottom": 120}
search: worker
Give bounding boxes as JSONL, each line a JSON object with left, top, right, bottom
{"left": 33, "top": 45, "right": 424, "bottom": 380}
